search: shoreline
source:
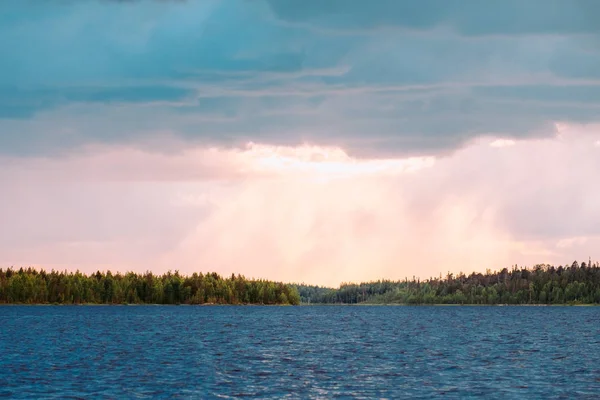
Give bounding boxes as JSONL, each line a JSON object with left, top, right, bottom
{"left": 0, "top": 303, "right": 294, "bottom": 307}
{"left": 0, "top": 303, "right": 597, "bottom": 307}
{"left": 303, "top": 303, "right": 599, "bottom": 306}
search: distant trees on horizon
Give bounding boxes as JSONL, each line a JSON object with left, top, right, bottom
{"left": 294, "top": 260, "right": 600, "bottom": 305}
{"left": 0, "top": 268, "right": 300, "bottom": 305}
{"left": 3, "top": 260, "right": 600, "bottom": 306}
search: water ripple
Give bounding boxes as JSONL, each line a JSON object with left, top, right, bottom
{"left": 1, "top": 306, "right": 600, "bottom": 398}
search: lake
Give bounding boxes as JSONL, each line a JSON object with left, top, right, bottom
{"left": 1, "top": 306, "right": 599, "bottom": 398}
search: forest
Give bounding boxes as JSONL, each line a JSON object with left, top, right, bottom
{"left": 294, "top": 260, "right": 600, "bottom": 305}
{"left": 0, "top": 269, "right": 300, "bottom": 305}
{"left": 3, "top": 260, "right": 600, "bottom": 306}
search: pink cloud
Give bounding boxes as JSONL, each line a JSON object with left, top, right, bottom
{"left": 2, "top": 123, "right": 600, "bottom": 285}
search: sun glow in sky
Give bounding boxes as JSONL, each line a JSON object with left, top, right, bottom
{"left": 2, "top": 0, "right": 600, "bottom": 286}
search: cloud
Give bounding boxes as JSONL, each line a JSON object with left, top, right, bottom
{"left": 2, "top": 123, "right": 599, "bottom": 285}
{"left": 266, "top": 0, "right": 600, "bottom": 36}
{"left": 489, "top": 139, "right": 516, "bottom": 148}
{"left": 1, "top": 0, "right": 600, "bottom": 157}
{"left": 556, "top": 237, "right": 588, "bottom": 249}
{"left": 2, "top": 1, "right": 599, "bottom": 286}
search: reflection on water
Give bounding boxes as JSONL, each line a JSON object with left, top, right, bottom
{"left": 1, "top": 306, "right": 599, "bottom": 398}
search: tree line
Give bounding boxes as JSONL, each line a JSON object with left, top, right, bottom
{"left": 0, "top": 268, "right": 300, "bottom": 305}
{"left": 294, "top": 260, "right": 600, "bottom": 305}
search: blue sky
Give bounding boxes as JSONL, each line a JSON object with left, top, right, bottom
{"left": 2, "top": 0, "right": 599, "bottom": 157}
{"left": 1, "top": 1, "right": 600, "bottom": 284}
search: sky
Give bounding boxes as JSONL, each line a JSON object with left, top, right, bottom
{"left": 1, "top": 0, "right": 600, "bottom": 286}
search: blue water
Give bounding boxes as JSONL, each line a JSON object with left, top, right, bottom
{"left": 1, "top": 306, "right": 600, "bottom": 399}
